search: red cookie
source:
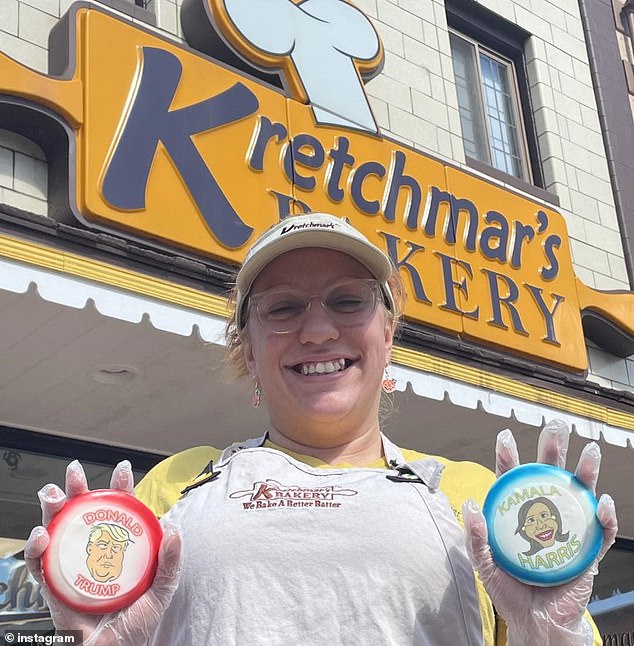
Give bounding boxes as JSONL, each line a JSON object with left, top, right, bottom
{"left": 42, "top": 489, "right": 162, "bottom": 614}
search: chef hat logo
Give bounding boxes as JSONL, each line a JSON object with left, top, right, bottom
{"left": 218, "top": 0, "right": 384, "bottom": 132}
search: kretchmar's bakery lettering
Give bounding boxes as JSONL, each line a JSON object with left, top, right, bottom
{"left": 0, "top": 1, "right": 632, "bottom": 372}
{"left": 229, "top": 480, "right": 358, "bottom": 510}
{"left": 0, "top": 559, "right": 47, "bottom": 622}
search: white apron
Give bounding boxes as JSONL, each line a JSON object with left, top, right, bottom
{"left": 153, "top": 435, "right": 484, "bottom": 645}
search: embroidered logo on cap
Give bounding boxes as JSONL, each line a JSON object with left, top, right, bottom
{"left": 279, "top": 221, "right": 338, "bottom": 235}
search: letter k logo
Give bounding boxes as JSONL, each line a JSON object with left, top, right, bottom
{"left": 102, "top": 47, "right": 259, "bottom": 248}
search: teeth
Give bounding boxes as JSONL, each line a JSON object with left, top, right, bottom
{"left": 300, "top": 359, "right": 346, "bottom": 375}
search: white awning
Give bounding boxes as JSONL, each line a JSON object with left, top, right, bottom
{"left": 0, "top": 253, "right": 227, "bottom": 343}
{"left": 1, "top": 251, "right": 633, "bottom": 450}
{"left": 392, "top": 363, "right": 634, "bottom": 449}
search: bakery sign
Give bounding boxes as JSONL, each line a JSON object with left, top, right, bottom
{"left": 0, "top": 556, "right": 47, "bottom": 624}
{"left": 0, "top": 0, "right": 632, "bottom": 372}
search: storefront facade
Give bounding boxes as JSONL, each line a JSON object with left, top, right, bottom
{"left": 0, "top": 0, "right": 632, "bottom": 639}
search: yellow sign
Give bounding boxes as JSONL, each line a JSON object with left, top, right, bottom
{"left": 0, "top": 3, "right": 632, "bottom": 372}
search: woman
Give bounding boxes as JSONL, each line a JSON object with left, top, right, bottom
{"left": 516, "top": 497, "right": 569, "bottom": 554}
{"left": 26, "top": 213, "right": 617, "bottom": 645}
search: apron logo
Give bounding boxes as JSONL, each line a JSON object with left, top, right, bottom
{"left": 230, "top": 479, "right": 358, "bottom": 509}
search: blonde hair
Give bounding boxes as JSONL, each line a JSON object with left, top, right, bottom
{"left": 224, "top": 265, "right": 406, "bottom": 378}
{"left": 87, "top": 523, "right": 132, "bottom": 547}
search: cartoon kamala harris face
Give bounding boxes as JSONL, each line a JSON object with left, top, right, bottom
{"left": 515, "top": 497, "right": 569, "bottom": 556}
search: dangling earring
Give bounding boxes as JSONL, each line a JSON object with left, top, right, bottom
{"left": 252, "top": 380, "right": 261, "bottom": 408}
{"left": 381, "top": 366, "right": 397, "bottom": 393}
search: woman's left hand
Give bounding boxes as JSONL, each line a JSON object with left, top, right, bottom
{"left": 462, "top": 419, "right": 618, "bottom": 646}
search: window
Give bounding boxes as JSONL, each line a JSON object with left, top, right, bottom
{"left": 450, "top": 31, "right": 530, "bottom": 181}
{"left": 446, "top": 1, "right": 547, "bottom": 193}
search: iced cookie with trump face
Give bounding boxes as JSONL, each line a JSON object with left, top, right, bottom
{"left": 42, "top": 489, "right": 162, "bottom": 613}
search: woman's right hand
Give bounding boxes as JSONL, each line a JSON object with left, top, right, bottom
{"left": 24, "top": 460, "right": 182, "bottom": 646}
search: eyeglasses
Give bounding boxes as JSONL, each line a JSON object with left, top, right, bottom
{"left": 248, "top": 279, "right": 381, "bottom": 334}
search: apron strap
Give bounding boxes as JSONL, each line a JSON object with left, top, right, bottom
{"left": 219, "top": 433, "right": 268, "bottom": 463}
{"left": 382, "top": 434, "right": 444, "bottom": 490}
{"left": 380, "top": 433, "right": 406, "bottom": 466}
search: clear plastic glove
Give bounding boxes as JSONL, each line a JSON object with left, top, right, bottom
{"left": 463, "top": 420, "right": 618, "bottom": 646}
{"left": 24, "top": 460, "right": 182, "bottom": 646}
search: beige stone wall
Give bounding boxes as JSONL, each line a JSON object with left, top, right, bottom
{"left": 0, "top": 129, "right": 47, "bottom": 216}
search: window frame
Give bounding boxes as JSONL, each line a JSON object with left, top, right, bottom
{"left": 0, "top": 424, "right": 165, "bottom": 471}
{"left": 446, "top": 0, "right": 548, "bottom": 196}
{"left": 449, "top": 29, "right": 533, "bottom": 183}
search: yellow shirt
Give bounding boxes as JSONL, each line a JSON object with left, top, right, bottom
{"left": 136, "top": 441, "right": 601, "bottom": 645}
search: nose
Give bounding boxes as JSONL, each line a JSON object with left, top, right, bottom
{"left": 297, "top": 297, "right": 340, "bottom": 344}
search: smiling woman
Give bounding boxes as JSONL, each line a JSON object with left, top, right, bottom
{"left": 24, "top": 214, "right": 616, "bottom": 645}
{"left": 231, "top": 247, "right": 398, "bottom": 458}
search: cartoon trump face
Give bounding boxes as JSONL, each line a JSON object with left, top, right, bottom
{"left": 85, "top": 523, "right": 133, "bottom": 583}
{"left": 515, "top": 497, "right": 569, "bottom": 556}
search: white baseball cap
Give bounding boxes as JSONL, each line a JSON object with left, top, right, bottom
{"left": 235, "top": 213, "right": 395, "bottom": 328}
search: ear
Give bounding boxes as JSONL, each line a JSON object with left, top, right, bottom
{"left": 383, "top": 318, "right": 396, "bottom": 364}
{"left": 243, "top": 335, "right": 257, "bottom": 378}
